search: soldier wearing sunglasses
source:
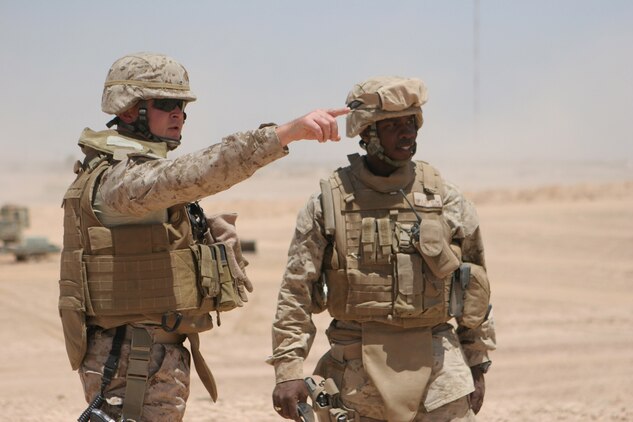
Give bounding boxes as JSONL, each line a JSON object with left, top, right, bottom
{"left": 59, "top": 52, "right": 348, "bottom": 422}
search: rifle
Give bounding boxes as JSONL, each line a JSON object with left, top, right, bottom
{"left": 304, "top": 376, "right": 349, "bottom": 422}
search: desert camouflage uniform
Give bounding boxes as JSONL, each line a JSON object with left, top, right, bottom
{"left": 80, "top": 326, "right": 190, "bottom": 421}
{"left": 269, "top": 158, "right": 496, "bottom": 421}
{"left": 94, "top": 126, "right": 285, "bottom": 219}
{"left": 79, "top": 124, "right": 287, "bottom": 421}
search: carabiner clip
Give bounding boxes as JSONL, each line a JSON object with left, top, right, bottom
{"left": 161, "top": 312, "right": 183, "bottom": 332}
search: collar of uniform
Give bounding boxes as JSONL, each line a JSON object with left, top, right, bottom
{"left": 348, "top": 153, "right": 415, "bottom": 193}
{"left": 78, "top": 128, "right": 169, "bottom": 159}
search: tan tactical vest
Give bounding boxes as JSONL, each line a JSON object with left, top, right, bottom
{"left": 59, "top": 130, "right": 244, "bottom": 370}
{"left": 319, "top": 154, "right": 461, "bottom": 329}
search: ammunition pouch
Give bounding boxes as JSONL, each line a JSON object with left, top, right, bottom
{"left": 190, "top": 242, "right": 243, "bottom": 313}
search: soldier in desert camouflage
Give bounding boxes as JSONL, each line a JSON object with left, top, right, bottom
{"left": 58, "top": 52, "right": 347, "bottom": 422}
{"left": 270, "top": 76, "right": 496, "bottom": 421}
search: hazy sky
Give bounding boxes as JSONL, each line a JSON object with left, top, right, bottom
{"left": 1, "top": 0, "right": 632, "bottom": 168}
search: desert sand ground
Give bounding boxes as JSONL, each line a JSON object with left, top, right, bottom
{"left": 0, "top": 161, "right": 632, "bottom": 422}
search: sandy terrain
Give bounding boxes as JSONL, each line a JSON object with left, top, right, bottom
{"left": 0, "top": 164, "right": 632, "bottom": 421}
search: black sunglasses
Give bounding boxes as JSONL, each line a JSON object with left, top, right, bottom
{"left": 152, "top": 98, "right": 186, "bottom": 112}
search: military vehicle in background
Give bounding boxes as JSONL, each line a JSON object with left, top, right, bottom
{"left": 0, "top": 204, "right": 60, "bottom": 261}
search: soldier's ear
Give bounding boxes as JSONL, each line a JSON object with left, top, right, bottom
{"left": 118, "top": 104, "right": 140, "bottom": 124}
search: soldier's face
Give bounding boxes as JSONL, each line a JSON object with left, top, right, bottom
{"left": 146, "top": 99, "right": 186, "bottom": 140}
{"left": 375, "top": 115, "right": 418, "bottom": 161}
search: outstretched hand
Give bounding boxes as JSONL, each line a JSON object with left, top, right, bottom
{"left": 272, "top": 379, "right": 308, "bottom": 421}
{"left": 275, "top": 108, "right": 350, "bottom": 147}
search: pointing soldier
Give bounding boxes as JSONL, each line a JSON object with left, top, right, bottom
{"left": 59, "top": 52, "right": 347, "bottom": 422}
{"left": 270, "top": 76, "right": 496, "bottom": 421}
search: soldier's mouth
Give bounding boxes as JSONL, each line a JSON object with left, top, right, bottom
{"left": 397, "top": 142, "right": 415, "bottom": 151}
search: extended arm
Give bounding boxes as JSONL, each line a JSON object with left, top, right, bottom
{"left": 100, "top": 108, "right": 349, "bottom": 216}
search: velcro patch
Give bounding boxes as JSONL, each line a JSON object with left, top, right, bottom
{"left": 413, "top": 192, "right": 443, "bottom": 208}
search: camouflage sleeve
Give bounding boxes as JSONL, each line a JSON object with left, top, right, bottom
{"left": 99, "top": 126, "right": 288, "bottom": 215}
{"left": 267, "top": 193, "right": 328, "bottom": 383}
{"left": 443, "top": 181, "right": 479, "bottom": 244}
{"left": 443, "top": 181, "right": 497, "bottom": 367}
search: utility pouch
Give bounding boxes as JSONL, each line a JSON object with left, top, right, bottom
{"left": 214, "top": 243, "right": 242, "bottom": 311}
{"left": 194, "top": 243, "right": 220, "bottom": 299}
{"left": 360, "top": 217, "right": 377, "bottom": 264}
{"left": 458, "top": 263, "right": 491, "bottom": 328}
{"left": 359, "top": 217, "right": 392, "bottom": 266}
{"left": 193, "top": 242, "right": 241, "bottom": 312}
{"left": 206, "top": 212, "right": 253, "bottom": 302}
{"left": 415, "top": 219, "right": 460, "bottom": 278}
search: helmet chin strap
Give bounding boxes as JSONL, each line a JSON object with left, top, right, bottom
{"left": 107, "top": 101, "right": 182, "bottom": 151}
{"left": 359, "top": 124, "right": 413, "bottom": 168}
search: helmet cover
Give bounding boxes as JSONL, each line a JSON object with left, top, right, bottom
{"left": 101, "top": 52, "right": 196, "bottom": 115}
{"left": 346, "top": 76, "right": 427, "bottom": 138}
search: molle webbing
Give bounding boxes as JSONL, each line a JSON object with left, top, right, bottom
{"left": 84, "top": 248, "right": 198, "bottom": 316}
{"left": 84, "top": 234, "right": 234, "bottom": 317}
{"left": 321, "top": 161, "right": 453, "bottom": 327}
{"left": 83, "top": 220, "right": 197, "bottom": 316}
{"left": 61, "top": 158, "right": 238, "bottom": 320}
{"left": 62, "top": 160, "right": 110, "bottom": 253}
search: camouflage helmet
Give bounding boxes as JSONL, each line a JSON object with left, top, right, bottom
{"left": 101, "top": 52, "right": 197, "bottom": 115}
{"left": 345, "top": 76, "right": 427, "bottom": 138}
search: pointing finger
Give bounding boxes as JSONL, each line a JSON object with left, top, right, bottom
{"left": 326, "top": 107, "right": 350, "bottom": 118}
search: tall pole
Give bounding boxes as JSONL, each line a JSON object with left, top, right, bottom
{"left": 473, "top": 0, "right": 480, "bottom": 143}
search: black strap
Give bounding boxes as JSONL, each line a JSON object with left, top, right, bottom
{"left": 77, "top": 326, "right": 127, "bottom": 422}
{"left": 101, "top": 326, "right": 127, "bottom": 392}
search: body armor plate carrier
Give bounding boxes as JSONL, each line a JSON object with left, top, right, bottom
{"left": 59, "top": 132, "right": 247, "bottom": 371}
{"left": 318, "top": 155, "right": 461, "bottom": 329}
